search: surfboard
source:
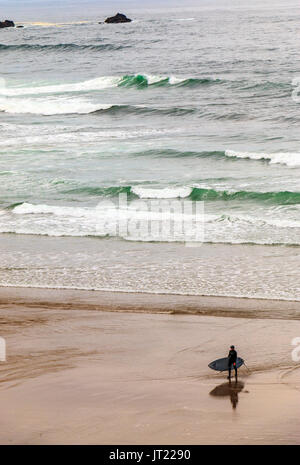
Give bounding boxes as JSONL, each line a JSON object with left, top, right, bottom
{"left": 208, "top": 357, "right": 244, "bottom": 372}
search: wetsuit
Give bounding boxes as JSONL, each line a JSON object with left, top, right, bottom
{"left": 228, "top": 349, "right": 237, "bottom": 379}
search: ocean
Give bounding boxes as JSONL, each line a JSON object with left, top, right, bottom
{"left": 0, "top": 3, "right": 300, "bottom": 300}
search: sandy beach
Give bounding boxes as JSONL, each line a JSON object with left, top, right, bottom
{"left": 1, "top": 0, "right": 300, "bottom": 448}
{"left": 0, "top": 287, "right": 299, "bottom": 445}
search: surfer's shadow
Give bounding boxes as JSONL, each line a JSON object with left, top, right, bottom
{"left": 209, "top": 381, "right": 245, "bottom": 410}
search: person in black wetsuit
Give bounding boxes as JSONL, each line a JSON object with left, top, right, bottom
{"left": 227, "top": 345, "right": 238, "bottom": 381}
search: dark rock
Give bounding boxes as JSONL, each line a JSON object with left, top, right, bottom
{"left": 0, "top": 19, "right": 15, "bottom": 29}
{"left": 104, "top": 13, "right": 132, "bottom": 24}
{"left": 17, "top": 25, "right": 24, "bottom": 28}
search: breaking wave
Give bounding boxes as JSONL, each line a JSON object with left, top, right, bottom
{"left": 0, "top": 74, "right": 223, "bottom": 97}
{"left": 0, "top": 97, "right": 112, "bottom": 115}
{"left": 0, "top": 201, "right": 298, "bottom": 245}
{"left": 0, "top": 74, "right": 291, "bottom": 98}
{"left": 225, "top": 149, "right": 300, "bottom": 167}
{"left": 0, "top": 97, "right": 194, "bottom": 116}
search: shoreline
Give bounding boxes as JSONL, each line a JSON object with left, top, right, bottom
{"left": 0, "top": 287, "right": 299, "bottom": 444}
{"left": 1, "top": 285, "right": 300, "bottom": 320}
{"left": 1, "top": 235, "right": 299, "bottom": 302}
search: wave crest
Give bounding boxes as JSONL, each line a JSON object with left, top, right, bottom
{"left": 0, "top": 96, "right": 112, "bottom": 115}
{"left": 0, "top": 74, "right": 223, "bottom": 97}
{"left": 225, "top": 149, "right": 300, "bottom": 167}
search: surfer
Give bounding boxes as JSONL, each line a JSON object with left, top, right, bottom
{"left": 227, "top": 345, "right": 238, "bottom": 381}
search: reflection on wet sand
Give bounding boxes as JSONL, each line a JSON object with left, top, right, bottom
{"left": 210, "top": 381, "right": 245, "bottom": 409}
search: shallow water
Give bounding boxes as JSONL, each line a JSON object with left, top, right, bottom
{"left": 1, "top": 234, "right": 300, "bottom": 301}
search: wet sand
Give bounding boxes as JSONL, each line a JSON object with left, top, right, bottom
{"left": 0, "top": 287, "right": 299, "bottom": 444}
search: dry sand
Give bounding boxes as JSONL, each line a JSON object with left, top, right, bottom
{"left": 0, "top": 287, "right": 299, "bottom": 444}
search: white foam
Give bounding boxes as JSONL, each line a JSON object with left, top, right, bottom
{"left": 172, "top": 18, "right": 195, "bottom": 21}
{"left": 168, "top": 76, "right": 187, "bottom": 85}
{"left": 213, "top": 212, "right": 300, "bottom": 229}
{"left": 1, "top": 201, "right": 298, "bottom": 245}
{"left": 0, "top": 96, "right": 111, "bottom": 115}
{"left": 0, "top": 74, "right": 189, "bottom": 97}
{"left": 146, "top": 74, "right": 167, "bottom": 84}
{"left": 9, "top": 200, "right": 203, "bottom": 239}
{"left": 13, "top": 201, "right": 196, "bottom": 220}
{"left": 225, "top": 149, "right": 300, "bottom": 167}
{"left": 132, "top": 186, "right": 192, "bottom": 198}
{"left": 0, "top": 127, "right": 178, "bottom": 147}
{"left": 0, "top": 76, "right": 120, "bottom": 97}
{"left": 13, "top": 202, "right": 87, "bottom": 217}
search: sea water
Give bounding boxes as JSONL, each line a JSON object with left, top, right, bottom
{"left": 0, "top": 2, "right": 299, "bottom": 300}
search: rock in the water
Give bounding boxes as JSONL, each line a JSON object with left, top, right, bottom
{"left": 104, "top": 13, "right": 132, "bottom": 24}
{"left": 0, "top": 19, "right": 15, "bottom": 29}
